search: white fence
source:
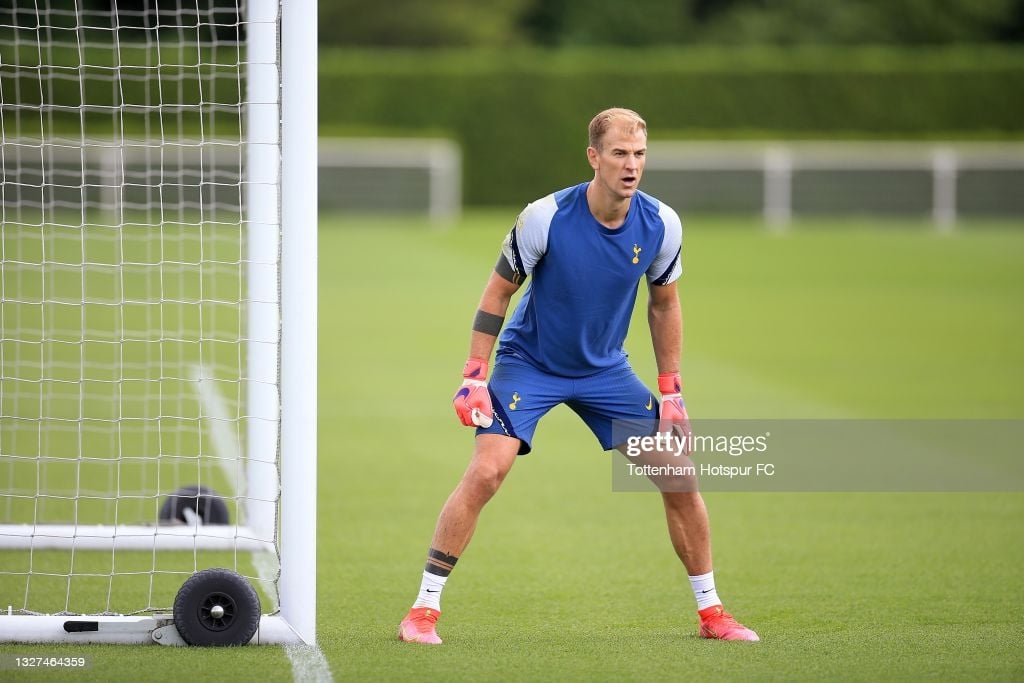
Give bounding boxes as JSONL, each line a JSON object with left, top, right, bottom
{"left": 0, "top": 137, "right": 462, "bottom": 223}
{"left": 318, "top": 137, "right": 461, "bottom": 221}
{"left": 5, "top": 139, "right": 1022, "bottom": 226}
{"left": 643, "top": 141, "right": 1024, "bottom": 227}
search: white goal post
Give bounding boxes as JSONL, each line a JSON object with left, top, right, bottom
{"left": 0, "top": 0, "right": 316, "bottom": 646}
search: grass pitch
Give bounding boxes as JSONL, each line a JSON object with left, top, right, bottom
{"left": 2, "top": 213, "right": 1023, "bottom": 681}
{"left": 320, "top": 213, "right": 1023, "bottom": 681}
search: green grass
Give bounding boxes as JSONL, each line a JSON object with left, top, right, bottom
{"left": 319, "top": 213, "right": 1024, "bottom": 681}
{"left": 3, "top": 213, "right": 1024, "bottom": 680}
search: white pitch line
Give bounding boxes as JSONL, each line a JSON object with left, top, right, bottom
{"left": 193, "top": 367, "right": 333, "bottom": 682}
{"left": 284, "top": 645, "right": 334, "bottom": 683}
{"left": 191, "top": 364, "right": 244, "bottom": 497}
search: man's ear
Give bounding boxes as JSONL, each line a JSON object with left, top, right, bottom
{"left": 586, "top": 145, "right": 599, "bottom": 170}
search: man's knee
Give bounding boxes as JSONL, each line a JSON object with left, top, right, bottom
{"left": 464, "top": 461, "right": 508, "bottom": 500}
{"left": 463, "top": 437, "right": 518, "bottom": 500}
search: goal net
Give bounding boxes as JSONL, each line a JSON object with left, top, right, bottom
{"left": 0, "top": 0, "right": 316, "bottom": 645}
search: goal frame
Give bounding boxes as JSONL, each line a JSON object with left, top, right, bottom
{"left": 0, "top": 0, "right": 317, "bottom": 646}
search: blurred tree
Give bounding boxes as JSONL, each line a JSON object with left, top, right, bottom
{"left": 520, "top": 0, "right": 695, "bottom": 46}
{"left": 1, "top": 0, "right": 104, "bottom": 27}
{"left": 515, "top": 0, "right": 1024, "bottom": 46}
{"left": 520, "top": 0, "right": 570, "bottom": 46}
{"left": 691, "top": 0, "right": 747, "bottom": 22}
{"left": 995, "top": 0, "right": 1024, "bottom": 40}
{"left": 5, "top": 0, "right": 1022, "bottom": 46}
{"left": 319, "top": 0, "right": 532, "bottom": 47}
{"left": 1, "top": 1, "right": 241, "bottom": 41}
{"left": 882, "top": 0, "right": 1019, "bottom": 43}
{"left": 110, "top": 0, "right": 242, "bottom": 41}
{"left": 697, "top": 0, "right": 1023, "bottom": 45}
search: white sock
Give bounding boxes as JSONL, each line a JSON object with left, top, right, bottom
{"left": 412, "top": 571, "right": 448, "bottom": 611}
{"left": 689, "top": 571, "right": 722, "bottom": 611}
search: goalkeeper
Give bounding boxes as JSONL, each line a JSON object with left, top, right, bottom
{"left": 399, "top": 108, "right": 758, "bottom": 644}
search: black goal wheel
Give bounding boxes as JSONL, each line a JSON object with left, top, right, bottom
{"left": 159, "top": 485, "right": 230, "bottom": 525}
{"left": 173, "top": 568, "right": 261, "bottom": 646}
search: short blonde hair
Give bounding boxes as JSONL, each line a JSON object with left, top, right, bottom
{"left": 588, "top": 108, "right": 647, "bottom": 150}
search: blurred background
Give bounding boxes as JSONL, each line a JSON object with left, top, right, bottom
{"left": 313, "top": 0, "right": 1024, "bottom": 222}
{"left": 5, "top": 0, "right": 1023, "bottom": 221}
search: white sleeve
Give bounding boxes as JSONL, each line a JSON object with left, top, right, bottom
{"left": 647, "top": 202, "right": 682, "bottom": 286}
{"left": 499, "top": 193, "right": 556, "bottom": 283}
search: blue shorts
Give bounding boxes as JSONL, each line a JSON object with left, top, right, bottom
{"left": 477, "top": 353, "right": 658, "bottom": 455}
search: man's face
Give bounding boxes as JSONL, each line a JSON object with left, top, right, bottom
{"left": 588, "top": 125, "right": 647, "bottom": 200}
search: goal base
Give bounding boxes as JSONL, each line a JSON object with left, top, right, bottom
{"left": 0, "top": 615, "right": 304, "bottom": 645}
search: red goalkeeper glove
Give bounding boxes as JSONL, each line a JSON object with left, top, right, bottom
{"left": 453, "top": 358, "right": 494, "bottom": 428}
{"left": 658, "top": 372, "right": 692, "bottom": 450}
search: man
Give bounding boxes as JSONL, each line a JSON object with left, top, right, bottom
{"left": 398, "top": 108, "right": 758, "bottom": 644}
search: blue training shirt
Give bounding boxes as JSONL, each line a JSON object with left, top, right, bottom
{"left": 497, "top": 182, "right": 683, "bottom": 378}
